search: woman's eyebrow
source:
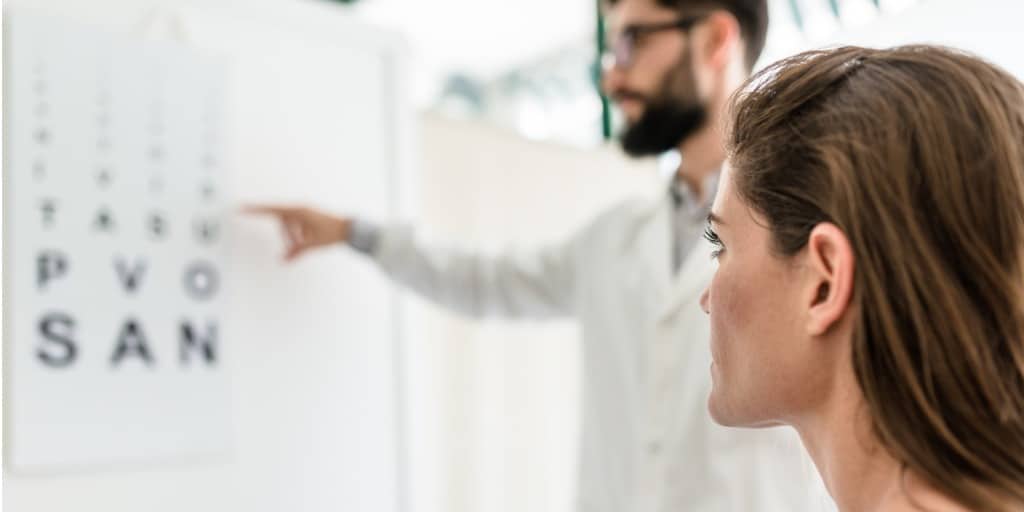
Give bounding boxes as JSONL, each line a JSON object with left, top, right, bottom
{"left": 707, "top": 212, "right": 726, "bottom": 226}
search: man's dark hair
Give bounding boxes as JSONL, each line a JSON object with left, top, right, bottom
{"left": 607, "top": 0, "right": 769, "bottom": 70}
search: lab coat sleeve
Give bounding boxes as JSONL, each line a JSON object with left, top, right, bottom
{"left": 364, "top": 222, "right": 579, "bottom": 320}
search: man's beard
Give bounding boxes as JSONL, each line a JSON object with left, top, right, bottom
{"left": 618, "top": 56, "right": 707, "bottom": 157}
{"left": 619, "top": 99, "right": 706, "bottom": 157}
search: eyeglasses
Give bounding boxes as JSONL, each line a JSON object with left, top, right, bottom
{"left": 601, "top": 15, "right": 709, "bottom": 71}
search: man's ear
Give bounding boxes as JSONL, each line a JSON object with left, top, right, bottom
{"left": 802, "top": 223, "right": 855, "bottom": 336}
{"left": 699, "top": 10, "right": 740, "bottom": 70}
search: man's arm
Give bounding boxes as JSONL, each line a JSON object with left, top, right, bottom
{"left": 245, "top": 205, "right": 578, "bottom": 320}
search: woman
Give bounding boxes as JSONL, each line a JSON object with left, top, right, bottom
{"left": 700, "top": 45, "right": 1024, "bottom": 512}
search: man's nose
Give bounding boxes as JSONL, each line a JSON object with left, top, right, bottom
{"left": 601, "top": 65, "right": 625, "bottom": 99}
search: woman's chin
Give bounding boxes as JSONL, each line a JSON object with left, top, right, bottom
{"left": 708, "top": 391, "right": 786, "bottom": 429}
{"left": 707, "top": 388, "right": 737, "bottom": 427}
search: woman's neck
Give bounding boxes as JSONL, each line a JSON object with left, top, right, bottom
{"left": 795, "top": 375, "right": 967, "bottom": 512}
{"left": 796, "top": 376, "right": 900, "bottom": 511}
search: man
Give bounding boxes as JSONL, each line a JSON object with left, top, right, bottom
{"left": 251, "top": 1, "right": 825, "bottom": 510}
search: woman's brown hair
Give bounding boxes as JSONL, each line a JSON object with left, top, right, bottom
{"left": 727, "top": 45, "right": 1024, "bottom": 510}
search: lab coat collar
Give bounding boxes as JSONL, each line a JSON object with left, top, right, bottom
{"left": 660, "top": 168, "right": 722, "bottom": 322}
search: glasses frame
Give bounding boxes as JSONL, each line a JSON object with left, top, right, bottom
{"left": 602, "top": 14, "right": 709, "bottom": 71}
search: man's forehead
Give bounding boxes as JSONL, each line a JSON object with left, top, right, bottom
{"left": 606, "top": 0, "right": 680, "bottom": 26}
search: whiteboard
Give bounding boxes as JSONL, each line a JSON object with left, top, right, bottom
{"left": 4, "top": 9, "right": 232, "bottom": 472}
{"left": 4, "top": 3, "right": 411, "bottom": 511}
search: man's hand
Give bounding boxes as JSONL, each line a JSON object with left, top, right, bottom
{"left": 244, "top": 205, "right": 351, "bottom": 261}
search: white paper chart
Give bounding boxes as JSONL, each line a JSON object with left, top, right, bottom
{"left": 4, "top": 11, "right": 232, "bottom": 472}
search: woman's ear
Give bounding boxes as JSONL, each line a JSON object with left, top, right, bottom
{"left": 803, "top": 223, "right": 855, "bottom": 336}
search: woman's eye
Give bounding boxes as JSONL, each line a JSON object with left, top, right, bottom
{"left": 703, "top": 225, "right": 721, "bottom": 245}
{"left": 704, "top": 225, "right": 724, "bottom": 259}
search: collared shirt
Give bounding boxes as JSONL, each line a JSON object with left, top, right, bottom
{"left": 669, "top": 172, "right": 719, "bottom": 274}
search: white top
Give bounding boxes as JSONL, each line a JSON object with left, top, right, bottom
{"left": 358, "top": 176, "right": 832, "bottom": 512}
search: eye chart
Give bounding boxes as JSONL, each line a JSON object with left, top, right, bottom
{"left": 4, "top": 11, "right": 232, "bottom": 471}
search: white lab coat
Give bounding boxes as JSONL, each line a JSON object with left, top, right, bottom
{"left": 368, "top": 183, "right": 832, "bottom": 512}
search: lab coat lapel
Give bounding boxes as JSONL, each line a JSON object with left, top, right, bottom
{"left": 632, "top": 194, "right": 674, "bottom": 307}
{"left": 625, "top": 177, "right": 713, "bottom": 322}
{"left": 658, "top": 226, "right": 715, "bottom": 322}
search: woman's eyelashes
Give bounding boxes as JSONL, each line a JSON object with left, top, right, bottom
{"left": 703, "top": 224, "right": 724, "bottom": 259}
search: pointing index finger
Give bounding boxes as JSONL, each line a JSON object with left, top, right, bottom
{"left": 242, "top": 204, "right": 293, "bottom": 218}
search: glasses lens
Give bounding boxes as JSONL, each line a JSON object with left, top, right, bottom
{"left": 614, "top": 34, "right": 632, "bottom": 68}
{"left": 600, "top": 52, "right": 617, "bottom": 72}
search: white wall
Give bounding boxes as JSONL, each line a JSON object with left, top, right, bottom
{"left": 4, "top": 1, "right": 410, "bottom": 511}
{"left": 838, "top": 0, "right": 1024, "bottom": 76}
{"left": 408, "top": 113, "right": 658, "bottom": 512}
{"left": 767, "top": 0, "right": 1024, "bottom": 78}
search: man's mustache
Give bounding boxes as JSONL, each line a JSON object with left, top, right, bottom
{"left": 611, "top": 90, "right": 648, "bottom": 104}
